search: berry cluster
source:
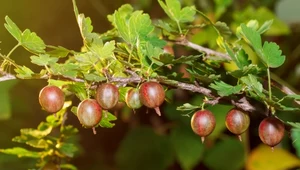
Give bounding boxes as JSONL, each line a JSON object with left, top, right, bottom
{"left": 190, "top": 108, "right": 285, "bottom": 149}
{"left": 38, "top": 82, "right": 165, "bottom": 134}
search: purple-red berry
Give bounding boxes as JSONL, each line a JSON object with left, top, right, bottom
{"left": 191, "top": 110, "right": 216, "bottom": 143}
{"left": 77, "top": 99, "right": 102, "bottom": 134}
{"left": 125, "top": 88, "right": 142, "bottom": 109}
{"left": 259, "top": 117, "right": 285, "bottom": 149}
{"left": 139, "top": 82, "right": 165, "bottom": 116}
{"left": 225, "top": 108, "right": 250, "bottom": 141}
{"left": 39, "top": 85, "right": 65, "bottom": 113}
{"left": 96, "top": 83, "right": 119, "bottom": 110}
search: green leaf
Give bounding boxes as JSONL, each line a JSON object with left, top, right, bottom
{"left": 98, "top": 111, "right": 117, "bottom": 128}
{"left": 0, "top": 80, "right": 18, "bottom": 120}
{"left": 14, "top": 66, "right": 34, "bottom": 79}
{"left": 158, "top": 0, "right": 196, "bottom": 23}
{"left": 4, "top": 16, "right": 22, "bottom": 41}
{"left": 116, "top": 126, "right": 174, "bottom": 170}
{"left": 25, "top": 139, "right": 49, "bottom": 149}
{"left": 262, "top": 41, "right": 285, "bottom": 68}
{"left": 240, "top": 24, "right": 262, "bottom": 52}
{"left": 60, "top": 164, "right": 78, "bottom": 170}
{"left": 176, "top": 103, "right": 201, "bottom": 111}
{"left": 0, "top": 147, "right": 41, "bottom": 158}
{"left": 210, "top": 81, "right": 243, "bottom": 96}
{"left": 240, "top": 74, "right": 264, "bottom": 97}
{"left": 21, "top": 29, "right": 46, "bottom": 53}
{"left": 20, "top": 126, "right": 52, "bottom": 139}
{"left": 30, "top": 54, "right": 58, "bottom": 66}
{"left": 46, "top": 46, "right": 70, "bottom": 58}
{"left": 291, "top": 128, "right": 300, "bottom": 157}
{"left": 170, "top": 127, "right": 204, "bottom": 170}
{"left": 257, "top": 20, "right": 273, "bottom": 34}
{"left": 114, "top": 9, "right": 154, "bottom": 45}
{"left": 224, "top": 44, "right": 250, "bottom": 69}
{"left": 214, "top": 0, "right": 233, "bottom": 20}
{"left": 57, "top": 143, "right": 78, "bottom": 158}
{"left": 288, "top": 122, "right": 300, "bottom": 129}
{"left": 89, "top": 40, "right": 115, "bottom": 60}
{"left": 214, "top": 21, "right": 232, "bottom": 37}
{"left": 229, "top": 64, "right": 262, "bottom": 78}
{"left": 51, "top": 63, "right": 78, "bottom": 78}
{"left": 61, "top": 125, "right": 79, "bottom": 136}
{"left": 203, "top": 138, "right": 245, "bottom": 170}
{"left": 67, "top": 83, "right": 88, "bottom": 101}
{"left": 107, "top": 4, "right": 134, "bottom": 26}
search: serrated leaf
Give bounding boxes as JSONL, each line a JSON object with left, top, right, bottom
{"left": 210, "top": 81, "right": 243, "bottom": 96}
{"left": 107, "top": 4, "right": 134, "bottom": 26}
{"left": 229, "top": 64, "right": 262, "bottom": 78}
{"left": 158, "top": 0, "right": 195, "bottom": 23}
{"left": 61, "top": 125, "right": 79, "bottom": 136}
{"left": 21, "top": 29, "right": 46, "bottom": 53}
{"left": 0, "top": 147, "right": 41, "bottom": 158}
{"left": 240, "top": 24, "right": 262, "bottom": 53}
{"left": 170, "top": 127, "right": 204, "bottom": 170}
{"left": 67, "top": 83, "right": 88, "bottom": 101}
{"left": 114, "top": 9, "right": 154, "bottom": 45}
{"left": 26, "top": 139, "right": 49, "bottom": 149}
{"left": 173, "top": 55, "right": 202, "bottom": 65}
{"left": 224, "top": 44, "right": 250, "bottom": 69}
{"left": 240, "top": 74, "right": 264, "bottom": 96}
{"left": 51, "top": 63, "right": 78, "bottom": 78}
{"left": 30, "top": 54, "right": 58, "bottom": 66}
{"left": 98, "top": 111, "right": 117, "bottom": 128}
{"left": 176, "top": 103, "right": 201, "bottom": 111}
{"left": 58, "top": 143, "right": 78, "bottom": 158}
{"left": 262, "top": 41, "right": 285, "bottom": 68}
{"left": 20, "top": 126, "right": 52, "bottom": 139}
{"left": 46, "top": 46, "right": 70, "bottom": 58}
{"left": 89, "top": 40, "right": 115, "bottom": 60}
{"left": 14, "top": 66, "right": 34, "bottom": 79}
{"left": 84, "top": 72, "right": 106, "bottom": 82}
{"left": 4, "top": 16, "right": 22, "bottom": 41}
{"left": 214, "top": 21, "right": 232, "bottom": 36}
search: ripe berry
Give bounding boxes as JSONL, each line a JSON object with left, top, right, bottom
{"left": 191, "top": 110, "right": 216, "bottom": 143}
{"left": 77, "top": 99, "right": 102, "bottom": 134}
{"left": 39, "top": 85, "right": 65, "bottom": 113}
{"left": 96, "top": 83, "right": 119, "bottom": 110}
{"left": 259, "top": 117, "right": 285, "bottom": 149}
{"left": 139, "top": 82, "right": 165, "bottom": 116}
{"left": 225, "top": 108, "right": 250, "bottom": 141}
{"left": 41, "top": 162, "right": 59, "bottom": 170}
{"left": 125, "top": 88, "right": 142, "bottom": 110}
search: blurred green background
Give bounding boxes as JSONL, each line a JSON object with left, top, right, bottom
{"left": 0, "top": 0, "right": 300, "bottom": 170}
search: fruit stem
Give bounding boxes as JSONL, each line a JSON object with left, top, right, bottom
{"left": 201, "top": 136, "right": 205, "bottom": 143}
{"left": 92, "top": 127, "right": 97, "bottom": 135}
{"left": 238, "top": 135, "right": 242, "bottom": 142}
{"left": 267, "top": 68, "right": 272, "bottom": 101}
{"left": 154, "top": 107, "right": 161, "bottom": 116}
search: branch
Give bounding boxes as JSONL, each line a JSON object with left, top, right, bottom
{"left": 175, "top": 39, "right": 231, "bottom": 60}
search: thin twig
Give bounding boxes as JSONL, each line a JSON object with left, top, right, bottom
{"left": 175, "top": 39, "right": 231, "bottom": 60}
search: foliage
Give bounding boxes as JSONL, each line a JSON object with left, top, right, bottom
{"left": 0, "top": 0, "right": 300, "bottom": 169}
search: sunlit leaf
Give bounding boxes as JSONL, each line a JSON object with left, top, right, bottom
{"left": 262, "top": 41, "right": 285, "bottom": 68}
{"left": 0, "top": 147, "right": 41, "bottom": 158}
{"left": 246, "top": 145, "right": 300, "bottom": 170}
